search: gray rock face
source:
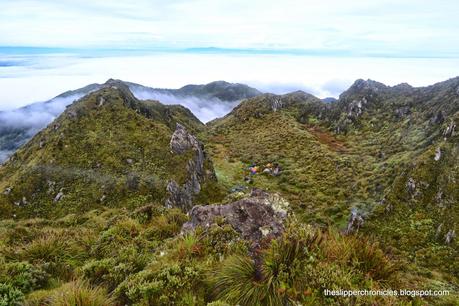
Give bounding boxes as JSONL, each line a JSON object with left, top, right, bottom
{"left": 182, "top": 189, "right": 289, "bottom": 247}
{"left": 166, "top": 123, "right": 215, "bottom": 211}
{"left": 345, "top": 208, "right": 364, "bottom": 234}
{"left": 14, "top": 197, "right": 28, "bottom": 206}
{"left": 271, "top": 98, "right": 283, "bottom": 112}
{"left": 435, "top": 223, "right": 443, "bottom": 238}
{"left": 170, "top": 123, "right": 201, "bottom": 154}
{"left": 54, "top": 190, "right": 64, "bottom": 202}
{"left": 395, "top": 106, "right": 411, "bottom": 118}
{"left": 407, "top": 177, "right": 416, "bottom": 195}
{"left": 3, "top": 187, "right": 12, "bottom": 195}
{"left": 445, "top": 229, "right": 456, "bottom": 244}
{"left": 443, "top": 121, "right": 456, "bottom": 139}
{"left": 98, "top": 96, "right": 105, "bottom": 107}
{"left": 430, "top": 111, "right": 444, "bottom": 125}
{"left": 434, "top": 147, "right": 442, "bottom": 161}
{"left": 346, "top": 97, "right": 367, "bottom": 119}
{"left": 165, "top": 180, "right": 193, "bottom": 211}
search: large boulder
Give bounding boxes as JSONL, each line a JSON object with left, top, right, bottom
{"left": 182, "top": 189, "right": 289, "bottom": 247}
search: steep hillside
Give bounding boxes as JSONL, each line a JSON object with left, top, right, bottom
{"left": 207, "top": 77, "right": 459, "bottom": 286}
{"left": 0, "top": 80, "right": 262, "bottom": 163}
{"left": 206, "top": 91, "right": 354, "bottom": 225}
{"left": 0, "top": 81, "right": 222, "bottom": 219}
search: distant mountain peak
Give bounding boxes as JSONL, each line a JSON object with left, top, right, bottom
{"left": 347, "top": 78, "right": 388, "bottom": 93}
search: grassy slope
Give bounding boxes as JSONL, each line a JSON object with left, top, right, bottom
{"left": 206, "top": 93, "right": 356, "bottom": 226}
{"left": 0, "top": 78, "right": 458, "bottom": 305}
{"left": 0, "top": 85, "right": 220, "bottom": 219}
{"left": 206, "top": 80, "right": 459, "bottom": 296}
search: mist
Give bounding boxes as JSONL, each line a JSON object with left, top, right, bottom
{"left": 0, "top": 94, "right": 85, "bottom": 162}
{"left": 0, "top": 85, "right": 243, "bottom": 163}
{"left": 129, "top": 87, "right": 240, "bottom": 123}
{"left": 3, "top": 52, "right": 459, "bottom": 111}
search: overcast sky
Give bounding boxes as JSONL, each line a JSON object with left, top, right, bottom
{"left": 1, "top": 0, "right": 459, "bottom": 56}
{"left": 1, "top": 0, "right": 459, "bottom": 110}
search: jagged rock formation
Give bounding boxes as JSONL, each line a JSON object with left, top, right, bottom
{"left": 165, "top": 123, "right": 216, "bottom": 211}
{"left": 182, "top": 189, "right": 289, "bottom": 247}
{"left": 345, "top": 208, "right": 365, "bottom": 234}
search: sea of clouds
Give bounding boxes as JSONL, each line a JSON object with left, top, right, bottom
{"left": 1, "top": 51, "right": 459, "bottom": 162}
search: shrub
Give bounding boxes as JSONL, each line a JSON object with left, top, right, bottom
{"left": 206, "top": 301, "right": 231, "bottom": 306}
{"left": 322, "top": 231, "right": 398, "bottom": 283}
{"left": 0, "top": 261, "right": 49, "bottom": 293}
{"left": 42, "top": 280, "right": 114, "bottom": 306}
{"left": 82, "top": 246, "right": 151, "bottom": 291}
{"left": 91, "top": 218, "right": 142, "bottom": 257}
{"left": 209, "top": 226, "right": 322, "bottom": 306}
{"left": 209, "top": 255, "right": 270, "bottom": 306}
{"left": 17, "top": 230, "right": 86, "bottom": 279}
{"left": 175, "top": 233, "right": 204, "bottom": 260}
{"left": 0, "top": 283, "right": 24, "bottom": 306}
{"left": 201, "top": 224, "right": 246, "bottom": 257}
{"left": 144, "top": 213, "right": 186, "bottom": 241}
{"left": 115, "top": 263, "right": 203, "bottom": 305}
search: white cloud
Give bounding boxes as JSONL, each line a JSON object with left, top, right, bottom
{"left": 0, "top": 0, "right": 458, "bottom": 56}
{"left": 130, "top": 88, "right": 239, "bottom": 123}
{"left": 1, "top": 53, "right": 459, "bottom": 111}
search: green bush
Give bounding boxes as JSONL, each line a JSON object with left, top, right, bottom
{"left": 0, "top": 261, "right": 49, "bottom": 293}
{"left": 0, "top": 283, "right": 24, "bottom": 306}
{"left": 39, "top": 280, "right": 114, "bottom": 306}
{"left": 82, "top": 246, "right": 151, "bottom": 291}
{"left": 115, "top": 263, "right": 204, "bottom": 305}
{"left": 209, "top": 225, "right": 322, "bottom": 305}
{"left": 209, "top": 255, "right": 269, "bottom": 306}
{"left": 322, "top": 231, "right": 398, "bottom": 283}
{"left": 91, "top": 218, "right": 142, "bottom": 257}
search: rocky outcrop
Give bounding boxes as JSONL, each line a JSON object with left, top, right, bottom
{"left": 434, "top": 147, "right": 442, "bottom": 161}
{"left": 443, "top": 121, "right": 456, "bottom": 139}
{"left": 3, "top": 187, "right": 12, "bottom": 195}
{"left": 395, "top": 106, "right": 411, "bottom": 119}
{"left": 345, "top": 208, "right": 364, "bottom": 234}
{"left": 407, "top": 177, "right": 416, "bottom": 195}
{"left": 170, "top": 123, "right": 201, "bottom": 154}
{"left": 53, "top": 190, "right": 64, "bottom": 202}
{"left": 271, "top": 97, "right": 283, "bottom": 112}
{"left": 445, "top": 229, "right": 456, "bottom": 244}
{"left": 182, "top": 189, "right": 289, "bottom": 248}
{"left": 347, "top": 98, "right": 367, "bottom": 118}
{"left": 166, "top": 180, "right": 193, "bottom": 211}
{"left": 430, "top": 111, "right": 444, "bottom": 125}
{"left": 166, "top": 123, "right": 215, "bottom": 211}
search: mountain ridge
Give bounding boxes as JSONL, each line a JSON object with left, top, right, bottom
{"left": 0, "top": 76, "right": 458, "bottom": 305}
{"left": 0, "top": 79, "right": 263, "bottom": 163}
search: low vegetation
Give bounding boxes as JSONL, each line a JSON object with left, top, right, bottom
{"left": 1, "top": 78, "right": 458, "bottom": 304}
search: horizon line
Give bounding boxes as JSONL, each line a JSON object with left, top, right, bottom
{"left": 1, "top": 46, "right": 459, "bottom": 59}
